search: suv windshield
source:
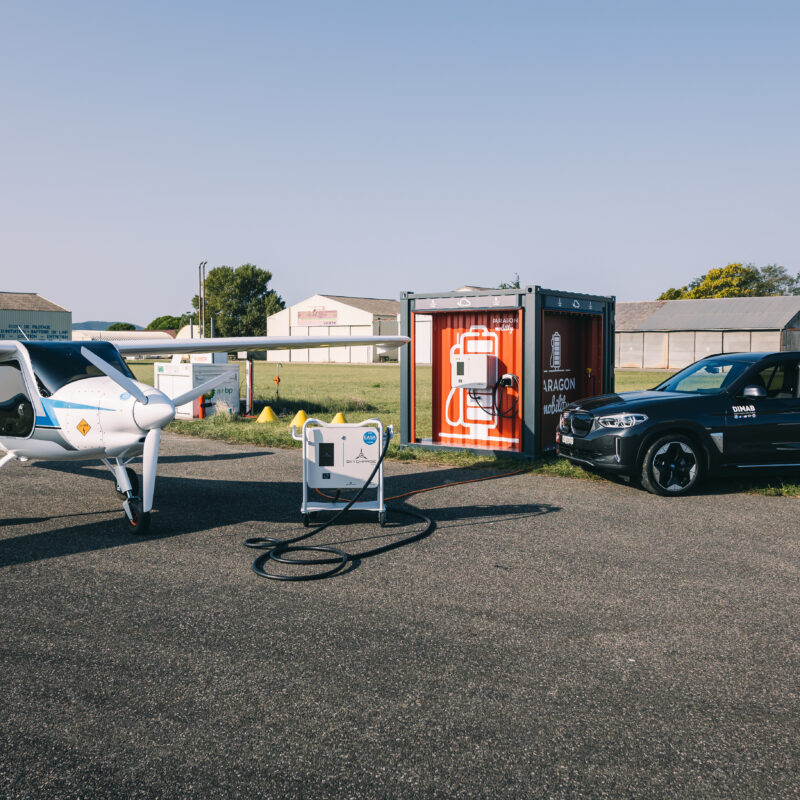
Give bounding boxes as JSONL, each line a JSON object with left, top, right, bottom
{"left": 24, "top": 342, "right": 135, "bottom": 396}
{"left": 654, "top": 358, "right": 752, "bottom": 394}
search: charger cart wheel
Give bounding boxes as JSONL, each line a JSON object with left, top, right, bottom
{"left": 115, "top": 467, "right": 139, "bottom": 497}
{"left": 378, "top": 512, "right": 387, "bottom": 528}
{"left": 124, "top": 498, "right": 150, "bottom": 535}
{"left": 641, "top": 435, "right": 702, "bottom": 497}
{"left": 302, "top": 514, "right": 310, "bottom": 528}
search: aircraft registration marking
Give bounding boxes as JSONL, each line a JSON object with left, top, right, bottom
{"left": 77, "top": 419, "right": 92, "bottom": 436}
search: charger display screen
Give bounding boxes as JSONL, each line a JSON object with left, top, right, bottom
{"left": 318, "top": 442, "right": 335, "bottom": 467}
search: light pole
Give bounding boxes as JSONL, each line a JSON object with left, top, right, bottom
{"left": 198, "top": 260, "right": 207, "bottom": 338}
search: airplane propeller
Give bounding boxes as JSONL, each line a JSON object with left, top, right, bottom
{"left": 80, "top": 346, "right": 236, "bottom": 517}
{"left": 141, "top": 427, "right": 161, "bottom": 516}
{"left": 81, "top": 346, "right": 150, "bottom": 405}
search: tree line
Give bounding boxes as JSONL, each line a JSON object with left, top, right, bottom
{"left": 109, "top": 264, "right": 285, "bottom": 336}
{"left": 497, "top": 263, "right": 799, "bottom": 300}
{"left": 658, "top": 263, "right": 799, "bottom": 299}
{"left": 112, "top": 260, "right": 799, "bottom": 334}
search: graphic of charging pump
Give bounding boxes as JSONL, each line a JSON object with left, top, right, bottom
{"left": 450, "top": 352, "right": 519, "bottom": 420}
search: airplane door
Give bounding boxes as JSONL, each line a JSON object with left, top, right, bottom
{"left": 0, "top": 360, "right": 35, "bottom": 439}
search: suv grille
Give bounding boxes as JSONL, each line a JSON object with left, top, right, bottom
{"left": 569, "top": 412, "right": 594, "bottom": 437}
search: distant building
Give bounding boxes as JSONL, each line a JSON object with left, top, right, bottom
{"left": 266, "top": 294, "right": 401, "bottom": 363}
{"left": 0, "top": 292, "right": 72, "bottom": 340}
{"left": 71, "top": 329, "right": 175, "bottom": 344}
{"left": 616, "top": 296, "right": 800, "bottom": 369}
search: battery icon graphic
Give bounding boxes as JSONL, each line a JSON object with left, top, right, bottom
{"left": 550, "top": 331, "right": 561, "bottom": 370}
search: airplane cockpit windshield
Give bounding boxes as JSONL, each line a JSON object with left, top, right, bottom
{"left": 24, "top": 342, "right": 135, "bottom": 397}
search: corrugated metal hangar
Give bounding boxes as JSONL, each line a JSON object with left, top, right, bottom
{"left": 616, "top": 296, "right": 800, "bottom": 369}
{"left": 0, "top": 292, "right": 72, "bottom": 340}
{"left": 266, "top": 294, "right": 400, "bottom": 363}
{"left": 72, "top": 329, "right": 174, "bottom": 344}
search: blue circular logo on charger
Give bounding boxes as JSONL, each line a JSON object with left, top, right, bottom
{"left": 363, "top": 430, "right": 377, "bottom": 445}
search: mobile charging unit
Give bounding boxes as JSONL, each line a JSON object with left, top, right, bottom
{"left": 154, "top": 353, "right": 240, "bottom": 419}
{"left": 292, "top": 417, "right": 391, "bottom": 527}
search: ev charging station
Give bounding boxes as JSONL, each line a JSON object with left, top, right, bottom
{"left": 399, "top": 285, "right": 615, "bottom": 457}
{"left": 154, "top": 354, "right": 240, "bottom": 419}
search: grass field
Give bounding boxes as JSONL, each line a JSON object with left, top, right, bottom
{"left": 127, "top": 360, "right": 800, "bottom": 495}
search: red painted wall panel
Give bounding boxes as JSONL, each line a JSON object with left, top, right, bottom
{"left": 431, "top": 310, "right": 523, "bottom": 451}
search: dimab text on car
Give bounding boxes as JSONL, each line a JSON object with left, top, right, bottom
{"left": 556, "top": 351, "right": 800, "bottom": 496}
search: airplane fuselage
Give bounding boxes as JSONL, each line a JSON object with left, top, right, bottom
{"left": 1, "top": 376, "right": 151, "bottom": 461}
{"left": 0, "top": 342, "right": 154, "bottom": 463}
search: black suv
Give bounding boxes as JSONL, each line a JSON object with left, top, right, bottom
{"left": 556, "top": 352, "right": 800, "bottom": 495}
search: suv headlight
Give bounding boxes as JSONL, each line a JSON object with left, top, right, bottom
{"left": 596, "top": 413, "right": 648, "bottom": 429}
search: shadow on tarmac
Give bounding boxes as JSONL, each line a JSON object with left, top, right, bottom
{"left": 596, "top": 468, "right": 800, "bottom": 498}
{"left": 34, "top": 450, "right": 272, "bottom": 468}
{"left": 1, "top": 461, "right": 560, "bottom": 569}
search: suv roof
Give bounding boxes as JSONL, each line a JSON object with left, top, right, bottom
{"left": 702, "top": 352, "right": 781, "bottom": 363}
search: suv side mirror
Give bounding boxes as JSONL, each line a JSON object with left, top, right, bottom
{"left": 742, "top": 385, "right": 767, "bottom": 398}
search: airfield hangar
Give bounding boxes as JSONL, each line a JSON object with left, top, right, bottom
{"left": 616, "top": 295, "right": 800, "bottom": 370}
{"left": 0, "top": 292, "right": 72, "bottom": 341}
{"left": 266, "top": 294, "right": 401, "bottom": 363}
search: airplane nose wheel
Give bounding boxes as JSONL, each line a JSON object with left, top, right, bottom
{"left": 123, "top": 497, "right": 150, "bottom": 535}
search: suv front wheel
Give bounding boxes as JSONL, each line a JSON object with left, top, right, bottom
{"left": 640, "top": 434, "right": 702, "bottom": 496}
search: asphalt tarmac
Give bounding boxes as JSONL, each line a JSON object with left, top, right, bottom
{"left": 1, "top": 434, "right": 798, "bottom": 799}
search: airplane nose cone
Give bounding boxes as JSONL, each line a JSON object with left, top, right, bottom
{"left": 133, "top": 393, "right": 175, "bottom": 431}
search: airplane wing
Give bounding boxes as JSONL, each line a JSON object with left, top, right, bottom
{"left": 0, "top": 341, "right": 22, "bottom": 359}
{"left": 114, "top": 335, "right": 409, "bottom": 357}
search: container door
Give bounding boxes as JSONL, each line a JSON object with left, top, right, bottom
{"left": 540, "top": 311, "right": 603, "bottom": 450}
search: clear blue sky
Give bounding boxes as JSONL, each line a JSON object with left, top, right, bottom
{"left": 2, "top": 0, "right": 798, "bottom": 324}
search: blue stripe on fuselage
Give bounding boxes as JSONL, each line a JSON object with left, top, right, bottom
{"left": 36, "top": 397, "right": 115, "bottom": 427}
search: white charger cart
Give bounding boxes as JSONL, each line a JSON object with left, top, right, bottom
{"left": 292, "top": 417, "right": 392, "bottom": 527}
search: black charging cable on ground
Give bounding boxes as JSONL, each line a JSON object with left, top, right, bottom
{"left": 243, "top": 434, "right": 434, "bottom": 582}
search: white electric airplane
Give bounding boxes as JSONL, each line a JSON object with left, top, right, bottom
{"left": 0, "top": 335, "right": 408, "bottom": 534}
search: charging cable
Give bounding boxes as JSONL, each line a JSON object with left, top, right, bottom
{"left": 468, "top": 373, "right": 520, "bottom": 419}
{"left": 243, "top": 432, "right": 434, "bottom": 581}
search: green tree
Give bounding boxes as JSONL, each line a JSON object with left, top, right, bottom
{"left": 658, "top": 263, "right": 800, "bottom": 300}
{"left": 265, "top": 292, "right": 283, "bottom": 318}
{"left": 147, "top": 313, "right": 194, "bottom": 331}
{"left": 107, "top": 322, "right": 136, "bottom": 331}
{"left": 759, "top": 264, "right": 800, "bottom": 295}
{"left": 192, "top": 264, "right": 285, "bottom": 337}
{"left": 498, "top": 273, "right": 521, "bottom": 289}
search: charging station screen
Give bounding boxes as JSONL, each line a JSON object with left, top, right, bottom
{"left": 318, "top": 442, "right": 335, "bottom": 467}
